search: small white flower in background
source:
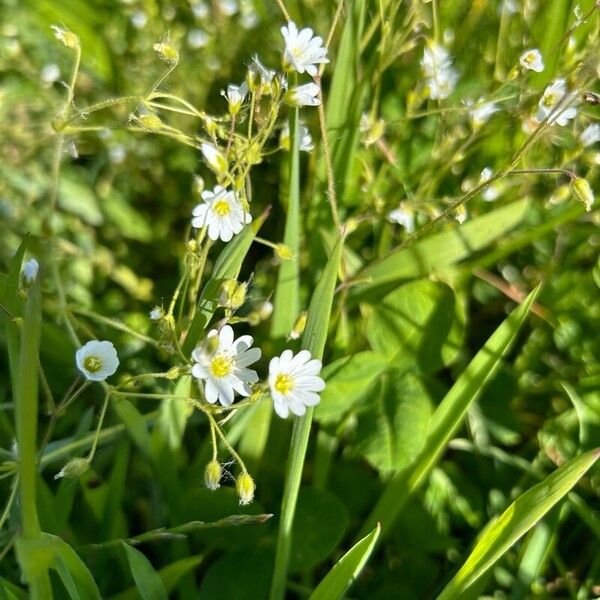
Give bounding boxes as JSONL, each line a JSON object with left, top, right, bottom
{"left": 76, "top": 340, "right": 119, "bottom": 382}
{"left": 149, "top": 306, "right": 163, "bottom": 320}
{"left": 285, "top": 82, "right": 321, "bottom": 107}
{"left": 480, "top": 167, "right": 499, "bottom": 202}
{"left": 454, "top": 204, "right": 468, "bottom": 224}
{"left": 192, "top": 1, "right": 209, "bottom": 19}
{"left": 519, "top": 48, "right": 544, "bottom": 72}
{"left": 130, "top": 10, "right": 148, "bottom": 29}
{"left": 268, "top": 350, "right": 325, "bottom": 418}
{"left": 222, "top": 81, "right": 248, "bottom": 116}
{"left": 40, "top": 63, "right": 60, "bottom": 86}
{"left": 280, "top": 122, "right": 314, "bottom": 152}
{"left": 191, "top": 325, "right": 261, "bottom": 406}
{"left": 219, "top": 0, "right": 238, "bottom": 16}
{"left": 537, "top": 79, "right": 578, "bottom": 126}
{"left": 192, "top": 186, "right": 252, "bottom": 242}
{"left": 388, "top": 204, "right": 415, "bottom": 233}
{"left": 187, "top": 28, "right": 210, "bottom": 49}
{"left": 421, "top": 43, "right": 458, "bottom": 100}
{"left": 281, "top": 21, "right": 329, "bottom": 76}
{"left": 22, "top": 258, "right": 39, "bottom": 285}
{"left": 470, "top": 100, "right": 499, "bottom": 128}
{"left": 200, "top": 142, "right": 228, "bottom": 174}
{"left": 109, "top": 145, "right": 126, "bottom": 164}
{"left": 580, "top": 123, "right": 600, "bottom": 147}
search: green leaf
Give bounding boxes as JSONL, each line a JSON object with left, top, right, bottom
{"left": 353, "top": 199, "right": 530, "bottom": 298}
{"left": 437, "top": 449, "right": 600, "bottom": 600}
{"left": 58, "top": 173, "right": 103, "bottom": 226}
{"left": 121, "top": 542, "right": 168, "bottom": 600}
{"left": 360, "top": 287, "right": 540, "bottom": 540}
{"left": 366, "top": 279, "right": 464, "bottom": 372}
{"left": 290, "top": 488, "right": 349, "bottom": 571}
{"left": 354, "top": 372, "right": 432, "bottom": 473}
{"left": 310, "top": 524, "right": 380, "bottom": 600}
{"left": 315, "top": 351, "right": 388, "bottom": 424}
{"left": 152, "top": 376, "right": 192, "bottom": 452}
{"left": 112, "top": 399, "right": 152, "bottom": 458}
{"left": 182, "top": 209, "right": 268, "bottom": 355}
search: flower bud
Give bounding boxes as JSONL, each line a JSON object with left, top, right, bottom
{"left": 153, "top": 41, "right": 179, "bottom": 64}
{"left": 236, "top": 472, "right": 255, "bottom": 505}
{"left": 54, "top": 457, "right": 89, "bottom": 480}
{"left": 51, "top": 25, "right": 79, "bottom": 50}
{"left": 275, "top": 244, "right": 293, "bottom": 261}
{"left": 220, "top": 279, "right": 247, "bottom": 310}
{"left": 571, "top": 177, "right": 595, "bottom": 211}
{"left": 204, "top": 460, "right": 222, "bottom": 490}
{"left": 289, "top": 312, "right": 307, "bottom": 340}
{"left": 201, "top": 143, "right": 228, "bottom": 175}
{"left": 258, "top": 300, "right": 273, "bottom": 321}
{"left": 139, "top": 113, "right": 163, "bottom": 131}
{"left": 21, "top": 258, "right": 39, "bottom": 287}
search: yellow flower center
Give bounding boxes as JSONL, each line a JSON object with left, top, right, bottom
{"left": 213, "top": 199, "right": 231, "bottom": 217}
{"left": 83, "top": 356, "right": 102, "bottom": 373}
{"left": 274, "top": 373, "right": 294, "bottom": 395}
{"left": 209, "top": 354, "right": 233, "bottom": 378}
{"left": 543, "top": 93, "right": 558, "bottom": 108}
{"left": 524, "top": 53, "right": 535, "bottom": 64}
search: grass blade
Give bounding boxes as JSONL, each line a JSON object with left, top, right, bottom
{"left": 310, "top": 523, "right": 380, "bottom": 600}
{"left": 437, "top": 449, "right": 600, "bottom": 599}
{"left": 121, "top": 542, "right": 168, "bottom": 600}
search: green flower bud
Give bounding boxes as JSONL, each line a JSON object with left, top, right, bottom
{"left": 275, "top": 244, "right": 293, "bottom": 261}
{"left": 139, "top": 113, "right": 163, "bottom": 131}
{"left": 571, "top": 177, "right": 595, "bottom": 211}
{"left": 204, "top": 460, "right": 222, "bottom": 490}
{"left": 220, "top": 279, "right": 247, "bottom": 310}
{"left": 236, "top": 472, "right": 255, "bottom": 505}
{"left": 55, "top": 457, "right": 89, "bottom": 480}
{"left": 153, "top": 41, "right": 179, "bottom": 64}
{"left": 289, "top": 312, "right": 307, "bottom": 340}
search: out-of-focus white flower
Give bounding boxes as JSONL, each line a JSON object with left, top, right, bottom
{"left": 109, "top": 145, "right": 126, "bottom": 164}
{"left": 191, "top": 325, "right": 261, "bottom": 406}
{"left": 359, "top": 112, "right": 385, "bottom": 146}
{"left": 454, "top": 204, "right": 468, "bottom": 224}
{"left": 268, "top": 349, "right": 325, "bottom": 418}
{"left": 480, "top": 167, "right": 499, "bottom": 202}
{"left": 40, "top": 63, "right": 60, "bottom": 86}
{"left": 222, "top": 81, "right": 248, "bottom": 115}
{"left": 192, "top": 1, "right": 209, "bottom": 19}
{"left": 240, "top": 9, "right": 259, "bottom": 29}
{"left": 470, "top": 100, "right": 499, "bottom": 128}
{"left": 219, "top": 0, "right": 238, "bottom": 16}
{"left": 22, "top": 258, "right": 39, "bottom": 285}
{"left": 76, "top": 340, "right": 119, "bottom": 382}
{"left": 187, "top": 28, "right": 210, "bottom": 49}
{"left": 149, "top": 306, "right": 163, "bottom": 320}
{"left": 280, "top": 122, "right": 313, "bottom": 152}
{"left": 388, "top": 204, "right": 415, "bottom": 232}
{"left": 580, "top": 123, "right": 600, "bottom": 147}
{"left": 421, "top": 43, "right": 458, "bottom": 100}
{"left": 285, "top": 82, "right": 321, "bottom": 107}
{"left": 281, "top": 21, "right": 329, "bottom": 76}
{"left": 519, "top": 48, "right": 544, "bottom": 72}
{"left": 537, "top": 79, "right": 578, "bottom": 126}
{"left": 200, "top": 142, "right": 228, "bottom": 174}
{"left": 192, "top": 186, "right": 251, "bottom": 242}
{"left": 248, "top": 55, "right": 276, "bottom": 92}
{"left": 130, "top": 10, "right": 148, "bottom": 29}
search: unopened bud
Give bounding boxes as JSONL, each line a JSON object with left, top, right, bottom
{"left": 139, "top": 113, "right": 163, "bottom": 130}
{"left": 21, "top": 258, "right": 39, "bottom": 287}
{"left": 201, "top": 143, "right": 228, "bottom": 175}
{"left": 571, "top": 177, "right": 595, "bottom": 211}
{"left": 153, "top": 41, "right": 179, "bottom": 64}
{"left": 289, "top": 312, "right": 307, "bottom": 340}
{"left": 204, "top": 460, "right": 222, "bottom": 490}
{"left": 193, "top": 175, "right": 205, "bottom": 197}
{"left": 55, "top": 457, "right": 89, "bottom": 480}
{"left": 275, "top": 244, "right": 293, "bottom": 261}
{"left": 257, "top": 300, "right": 273, "bottom": 321}
{"left": 220, "top": 279, "right": 247, "bottom": 310}
{"left": 236, "top": 471, "right": 255, "bottom": 505}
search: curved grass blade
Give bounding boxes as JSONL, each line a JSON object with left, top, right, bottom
{"left": 437, "top": 448, "right": 600, "bottom": 600}
{"left": 360, "top": 286, "right": 540, "bottom": 541}
{"left": 310, "top": 523, "right": 380, "bottom": 600}
{"left": 121, "top": 542, "right": 167, "bottom": 600}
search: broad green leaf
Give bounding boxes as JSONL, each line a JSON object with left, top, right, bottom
{"left": 271, "top": 107, "right": 300, "bottom": 337}
{"left": 353, "top": 199, "right": 530, "bottom": 298}
{"left": 354, "top": 372, "right": 432, "bottom": 473}
{"left": 310, "top": 524, "right": 380, "bottom": 600}
{"left": 366, "top": 279, "right": 464, "bottom": 372}
{"left": 182, "top": 209, "right": 268, "bottom": 355}
{"left": 102, "top": 189, "right": 153, "bottom": 242}
{"left": 152, "top": 376, "right": 192, "bottom": 452}
{"left": 315, "top": 351, "right": 388, "bottom": 424}
{"left": 238, "top": 400, "right": 273, "bottom": 466}
{"left": 121, "top": 542, "right": 168, "bottom": 600}
{"left": 437, "top": 449, "right": 600, "bottom": 599}
{"left": 360, "top": 287, "right": 540, "bottom": 540}
{"left": 58, "top": 173, "right": 103, "bottom": 225}
{"left": 290, "top": 488, "right": 349, "bottom": 571}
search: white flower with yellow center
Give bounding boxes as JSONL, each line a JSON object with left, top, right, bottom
{"left": 75, "top": 340, "right": 119, "bottom": 382}
{"left": 280, "top": 122, "right": 314, "bottom": 152}
{"left": 268, "top": 349, "right": 325, "bottom": 418}
{"left": 223, "top": 81, "right": 248, "bottom": 115}
{"left": 191, "top": 325, "right": 261, "bottom": 406}
{"left": 537, "top": 79, "right": 578, "bottom": 126}
{"left": 192, "top": 186, "right": 252, "bottom": 242}
{"left": 519, "top": 48, "right": 544, "bottom": 72}
{"left": 281, "top": 21, "right": 329, "bottom": 76}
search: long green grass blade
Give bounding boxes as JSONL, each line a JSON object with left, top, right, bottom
{"left": 121, "top": 542, "right": 168, "bottom": 600}
{"left": 360, "top": 286, "right": 539, "bottom": 540}
{"left": 437, "top": 449, "right": 600, "bottom": 599}
{"left": 310, "top": 523, "right": 380, "bottom": 600}
{"left": 269, "top": 236, "right": 344, "bottom": 600}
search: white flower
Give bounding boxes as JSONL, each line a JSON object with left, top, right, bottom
{"left": 421, "top": 43, "right": 458, "bottom": 100}
{"left": 388, "top": 204, "right": 415, "bottom": 232}
{"left": 248, "top": 55, "right": 276, "bottom": 92}
{"left": 537, "top": 79, "right": 578, "bottom": 126}
{"left": 580, "top": 123, "right": 600, "bottom": 147}
{"left": 200, "top": 142, "right": 228, "bottom": 174}
{"left": 192, "top": 186, "right": 252, "bottom": 242}
{"left": 223, "top": 81, "right": 248, "bottom": 115}
{"left": 480, "top": 167, "right": 499, "bottom": 202}
{"left": 76, "top": 340, "right": 119, "bottom": 382}
{"left": 130, "top": 10, "right": 148, "bottom": 29}
{"left": 519, "top": 48, "right": 544, "bottom": 72}
{"left": 285, "top": 82, "right": 321, "bottom": 107}
{"left": 470, "top": 100, "right": 499, "bottom": 128}
{"left": 149, "top": 306, "right": 163, "bottom": 320}
{"left": 22, "top": 258, "right": 39, "bottom": 285}
{"left": 191, "top": 325, "right": 261, "bottom": 406}
{"left": 40, "top": 63, "right": 60, "bottom": 86}
{"left": 280, "top": 122, "right": 314, "bottom": 152}
{"left": 268, "top": 349, "right": 325, "bottom": 418}
{"left": 187, "top": 28, "right": 210, "bottom": 49}
{"left": 281, "top": 21, "right": 329, "bottom": 76}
